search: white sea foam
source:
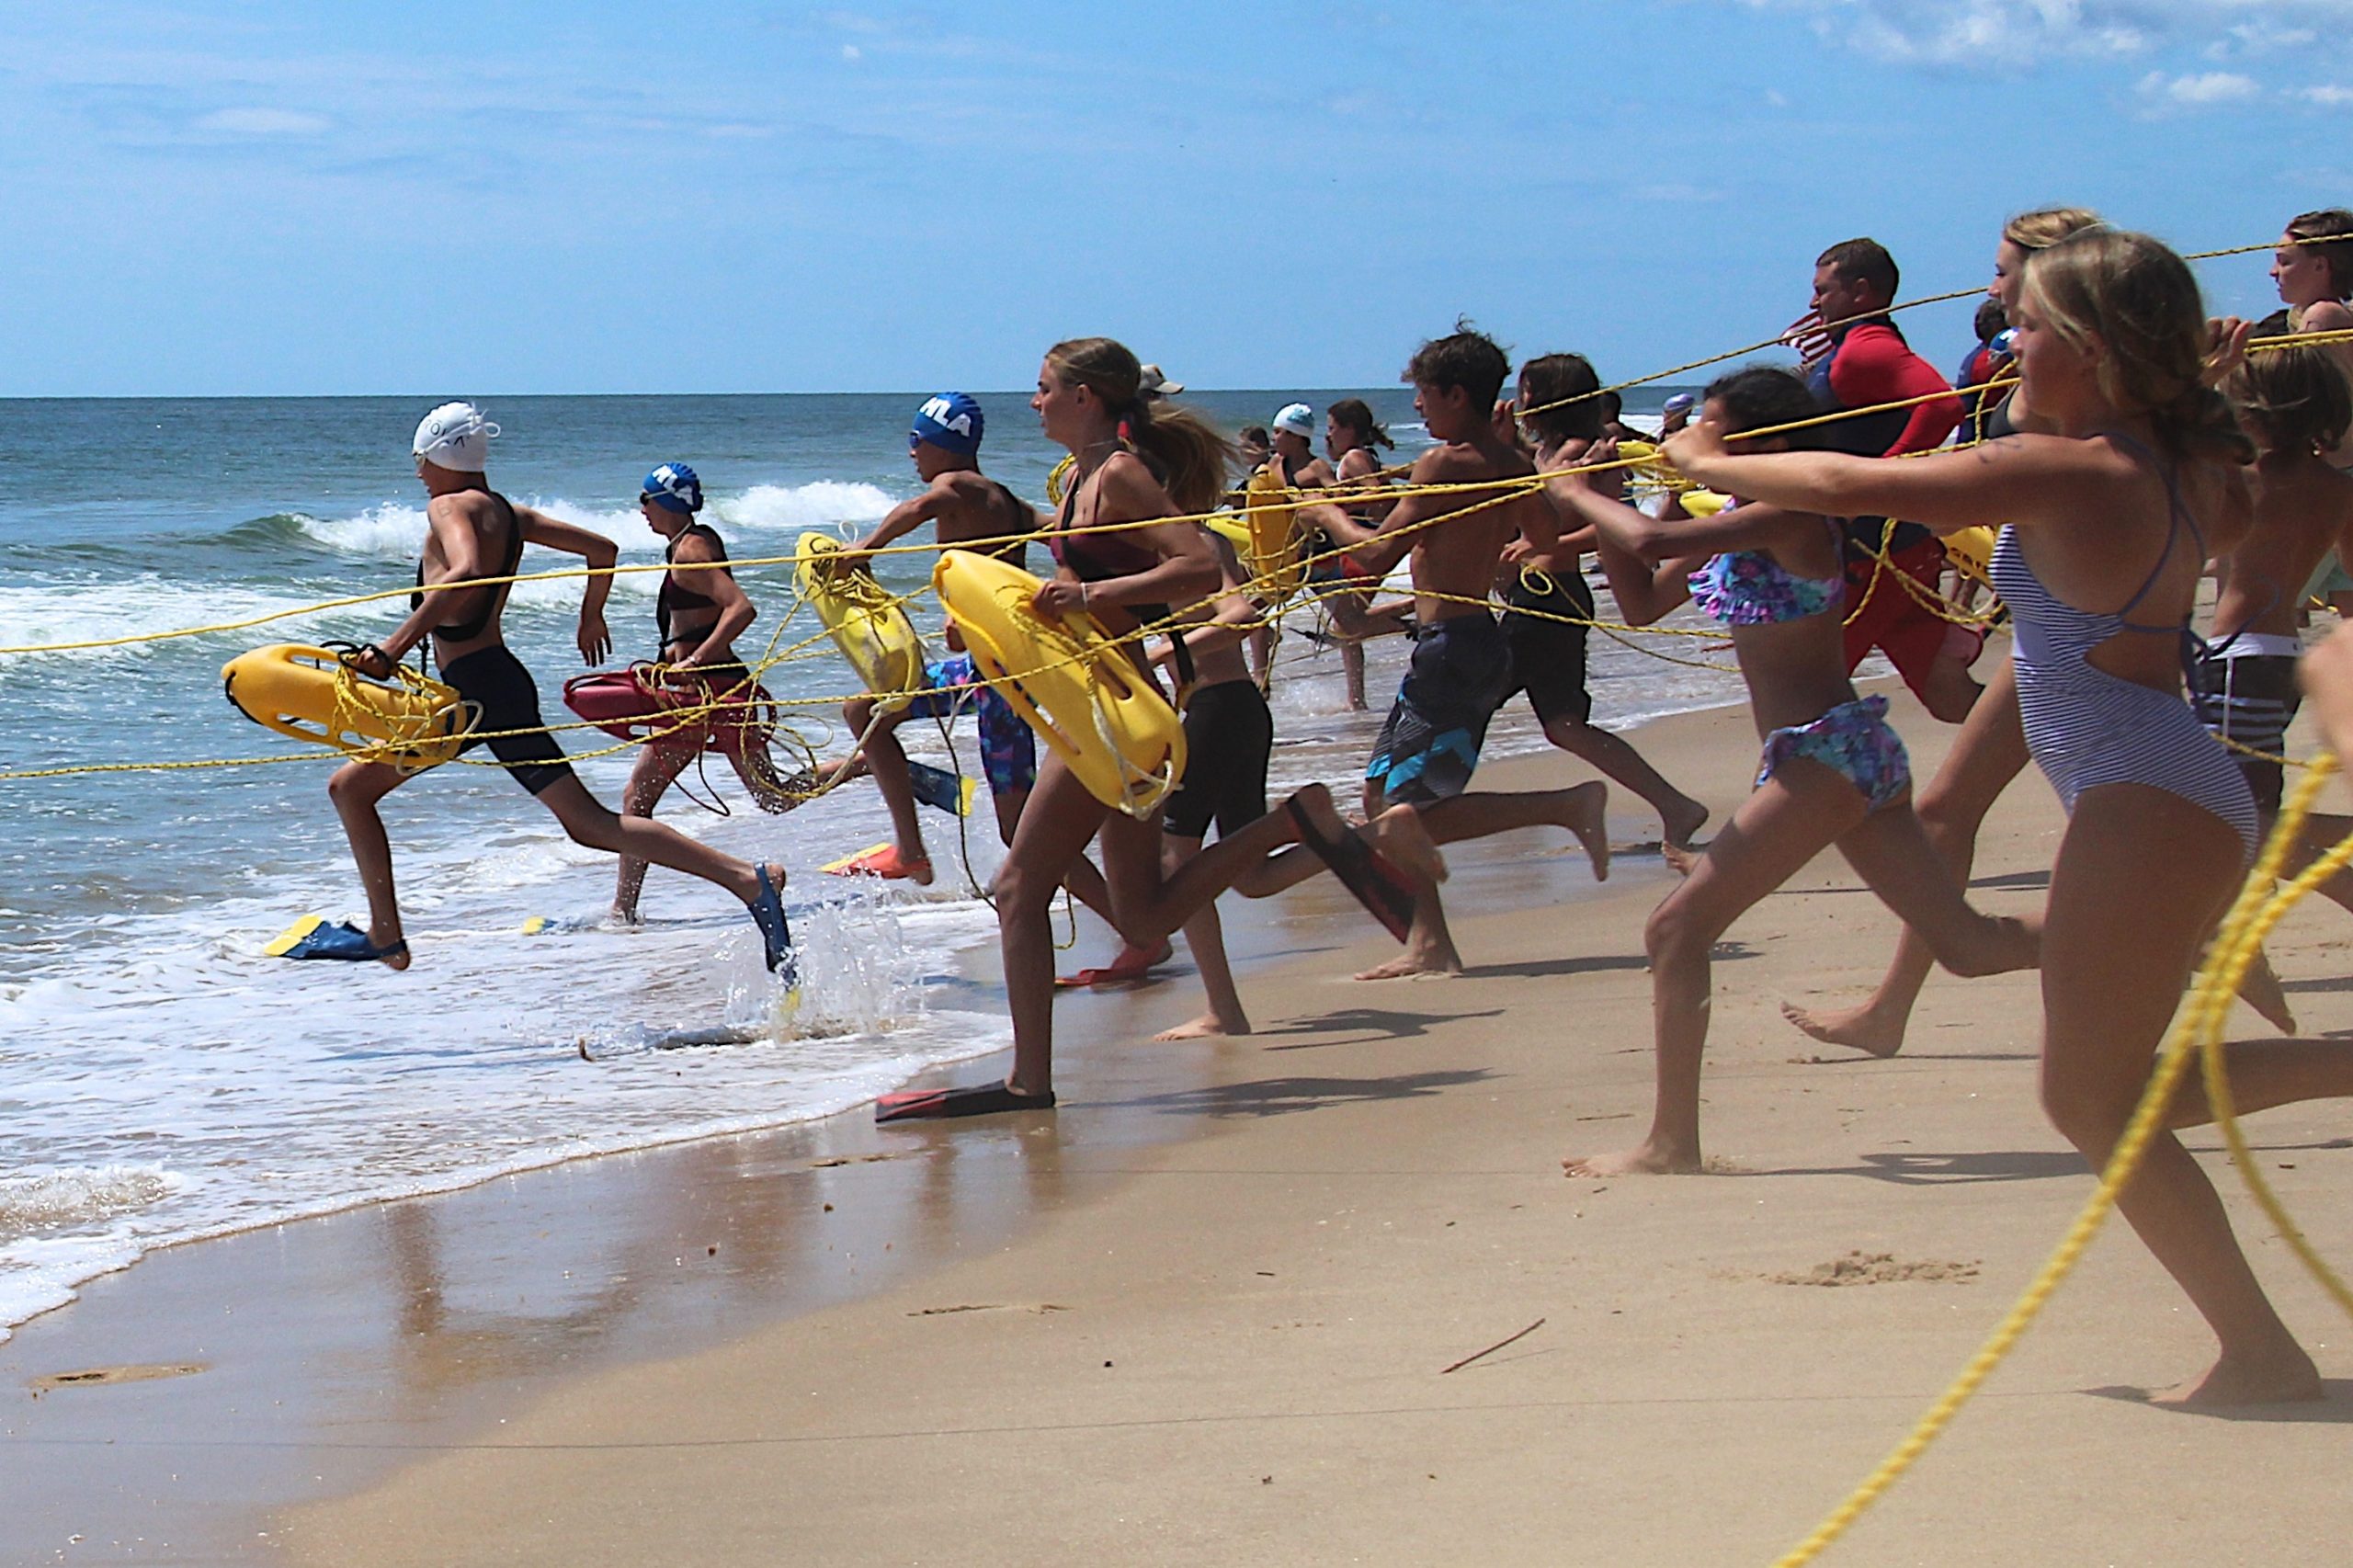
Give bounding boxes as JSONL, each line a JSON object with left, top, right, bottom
{"left": 0, "top": 1165, "right": 178, "bottom": 1239}
{"left": 721, "top": 481, "right": 895, "bottom": 534}
{"left": 295, "top": 502, "right": 429, "bottom": 558}
{"left": 0, "top": 576, "right": 352, "bottom": 661}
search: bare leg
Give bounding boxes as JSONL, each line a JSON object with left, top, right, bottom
{"left": 1784, "top": 658, "right": 2028, "bottom": 1055}
{"left": 2165, "top": 1036, "right": 2353, "bottom": 1127}
{"left": 1342, "top": 639, "right": 1368, "bottom": 712}
{"left": 612, "top": 743, "right": 697, "bottom": 923}
{"left": 991, "top": 758, "right": 1115, "bottom": 1096}
{"left": 532, "top": 774, "right": 774, "bottom": 904}
{"left": 846, "top": 698, "right": 933, "bottom": 883}
{"left": 1566, "top": 769, "right": 1862, "bottom": 1176}
{"left": 1540, "top": 714, "right": 1709, "bottom": 849}
{"left": 1154, "top": 832, "right": 1251, "bottom": 1040}
{"left": 1414, "top": 785, "right": 1610, "bottom": 881}
{"left": 1828, "top": 785, "right": 2038, "bottom": 978}
{"left": 2040, "top": 785, "right": 2320, "bottom": 1405}
{"left": 326, "top": 758, "right": 419, "bottom": 970}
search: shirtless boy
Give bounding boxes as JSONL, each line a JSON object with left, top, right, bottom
{"left": 316, "top": 403, "right": 793, "bottom": 975}
{"left": 1302, "top": 327, "right": 1609, "bottom": 977}
{"left": 832, "top": 393, "right": 1042, "bottom": 881}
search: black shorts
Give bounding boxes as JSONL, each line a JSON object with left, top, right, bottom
{"left": 1164, "top": 678, "right": 1274, "bottom": 840}
{"left": 443, "top": 645, "right": 576, "bottom": 796}
{"left": 2192, "top": 649, "right": 2300, "bottom": 814}
{"left": 1366, "top": 614, "right": 1511, "bottom": 808}
{"left": 1500, "top": 570, "right": 1595, "bottom": 726}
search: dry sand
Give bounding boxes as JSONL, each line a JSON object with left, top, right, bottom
{"left": 254, "top": 682, "right": 2353, "bottom": 1567}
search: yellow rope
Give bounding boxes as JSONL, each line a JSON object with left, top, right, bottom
{"left": 1769, "top": 753, "right": 2353, "bottom": 1567}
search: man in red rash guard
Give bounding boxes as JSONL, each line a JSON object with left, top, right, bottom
{"left": 1806, "top": 237, "right": 1981, "bottom": 722}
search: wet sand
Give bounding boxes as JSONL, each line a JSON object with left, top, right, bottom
{"left": 13, "top": 677, "right": 2353, "bottom": 1564}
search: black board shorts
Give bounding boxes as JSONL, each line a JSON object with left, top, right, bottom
{"left": 1164, "top": 678, "right": 1274, "bottom": 840}
{"left": 443, "top": 645, "right": 576, "bottom": 796}
{"left": 1500, "top": 570, "right": 1595, "bottom": 726}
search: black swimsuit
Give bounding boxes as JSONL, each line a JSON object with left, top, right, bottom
{"left": 1047, "top": 474, "right": 1196, "bottom": 696}
{"left": 410, "top": 490, "right": 574, "bottom": 795}
{"left": 413, "top": 490, "right": 524, "bottom": 644}
{"left": 657, "top": 522, "right": 730, "bottom": 653}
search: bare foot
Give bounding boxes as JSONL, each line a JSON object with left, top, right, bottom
{"left": 1367, "top": 803, "right": 1450, "bottom": 885}
{"left": 1558, "top": 781, "right": 1610, "bottom": 881}
{"left": 1780, "top": 997, "right": 1906, "bottom": 1059}
{"left": 1355, "top": 949, "right": 1459, "bottom": 981}
{"left": 2234, "top": 946, "right": 2297, "bottom": 1034}
{"left": 1154, "top": 1013, "right": 1249, "bottom": 1040}
{"left": 1562, "top": 1140, "right": 1699, "bottom": 1177}
{"left": 1662, "top": 840, "right": 1702, "bottom": 877}
{"left": 1662, "top": 796, "right": 1711, "bottom": 852}
{"left": 2151, "top": 1343, "right": 2323, "bottom": 1407}
{"left": 368, "top": 926, "right": 412, "bottom": 972}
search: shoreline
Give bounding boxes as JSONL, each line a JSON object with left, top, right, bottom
{"left": 0, "top": 729, "right": 1649, "bottom": 1563}
{"left": 18, "top": 677, "right": 2353, "bottom": 1563}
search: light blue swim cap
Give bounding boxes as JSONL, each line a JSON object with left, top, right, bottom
{"left": 912, "top": 392, "right": 984, "bottom": 456}
{"left": 642, "top": 462, "right": 703, "bottom": 514}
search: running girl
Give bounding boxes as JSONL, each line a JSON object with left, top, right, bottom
{"left": 1558, "top": 366, "right": 2036, "bottom": 1180}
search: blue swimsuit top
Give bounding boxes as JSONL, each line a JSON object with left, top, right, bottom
{"left": 1687, "top": 507, "right": 1847, "bottom": 626}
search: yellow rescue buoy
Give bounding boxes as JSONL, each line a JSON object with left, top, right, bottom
{"left": 1680, "top": 489, "right": 1733, "bottom": 518}
{"left": 1236, "top": 464, "right": 1307, "bottom": 603}
{"left": 930, "top": 548, "right": 1186, "bottom": 820}
{"left": 795, "top": 532, "right": 926, "bottom": 708}
{"left": 221, "top": 645, "right": 474, "bottom": 769}
{"left": 1941, "top": 525, "right": 1997, "bottom": 582}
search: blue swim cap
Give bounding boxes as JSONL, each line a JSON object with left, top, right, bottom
{"left": 911, "top": 392, "right": 984, "bottom": 456}
{"left": 642, "top": 462, "right": 703, "bottom": 514}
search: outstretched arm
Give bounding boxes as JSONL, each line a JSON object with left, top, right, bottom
{"left": 1555, "top": 482, "right": 1699, "bottom": 626}
{"left": 853, "top": 481, "right": 958, "bottom": 559}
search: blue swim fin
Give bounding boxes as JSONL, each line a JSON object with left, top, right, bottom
{"left": 906, "top": 760, "right": 976, "bottom": 817}
{"left": 268, "top": 915, "right": 409, "bottom": 963}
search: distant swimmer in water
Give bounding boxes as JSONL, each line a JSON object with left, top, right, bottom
{"left": 322, "top": 404, "right": 792, "bottom": 974}
{"left": 610, "top": 461, "right": 802, "bottom": 925}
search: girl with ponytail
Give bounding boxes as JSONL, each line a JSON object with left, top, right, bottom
{"left": 883, "top": 338, "right": 1443, "bottom": 1120}
{"left": 1668, "top": 228, "right": 2353, "bottom": 1406}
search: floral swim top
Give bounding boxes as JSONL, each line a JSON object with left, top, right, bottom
{"left": 1686, "top": 505, "right": 1846, "bottom": 626}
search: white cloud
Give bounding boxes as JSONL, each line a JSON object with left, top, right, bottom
{"left": 2301, "top": 82, "right": 2353, "bottom": 102}
{"left": 2139, "top": 67, "right": 2261, "bottom": 101}
{"left": 1740, "top": 1, "right": 2353, "bottom": 68}
{"left": 192, "top": 107, "right": 330, "bottom": 136}
{"left": 841, "top": 44, "right": 862, "bottom": 61}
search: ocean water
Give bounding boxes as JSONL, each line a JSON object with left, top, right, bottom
{"left": 0, "top": 387, "right": 1736, "bottom": 1342}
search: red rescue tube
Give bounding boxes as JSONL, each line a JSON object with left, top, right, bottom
{"left": 562, "top": 664, "right": 772, "bottom": 756}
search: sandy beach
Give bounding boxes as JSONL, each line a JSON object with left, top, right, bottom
{"left": 10, "top": 673, "right": 2353, "bottom": 1565}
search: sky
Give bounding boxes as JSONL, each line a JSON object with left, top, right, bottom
{"left": 2, "top": 0, "right": 2348, "bottom": 397}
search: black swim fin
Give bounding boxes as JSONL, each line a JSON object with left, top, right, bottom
{"left": 876, "top": 1083, "right": 1057, "bottom": 1122}
{"left": 906, "top": 760, "right": 977, "bottom": 817}
{"left": 1285, "top": 797, "right": 1416, "bottom": 943}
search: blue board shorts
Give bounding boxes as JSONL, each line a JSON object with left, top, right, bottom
{"left": 897, "top": 654, "right": 1038, "bottom": 797}
{"left": 1366, "top": 614, "right": 1511, "bottom": 807}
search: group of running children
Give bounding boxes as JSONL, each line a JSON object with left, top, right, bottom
{"left": 316, "top": 206, "right": 2353, "bottom": 1408}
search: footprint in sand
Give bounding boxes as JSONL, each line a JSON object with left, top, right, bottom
{"left": 1768, "top": 1251, "right": 1980, "bottom": 1287}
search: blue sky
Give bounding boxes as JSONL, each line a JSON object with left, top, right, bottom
{"left": 4, "top": 0, "right": 2348, "bottom": 397}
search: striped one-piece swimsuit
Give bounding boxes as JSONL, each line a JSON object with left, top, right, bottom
{"left": 1987, "top": 442, "right": 2257, "bottom": 858}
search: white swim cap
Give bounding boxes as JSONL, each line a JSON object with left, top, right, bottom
{"left": 412, "top": 402, "right": 500, "bottom": 472}
{"left": 1273, "top": 403, "right": 1316, "bottom": 439}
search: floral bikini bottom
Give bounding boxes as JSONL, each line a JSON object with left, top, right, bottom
{"left": 1756, "top": 693, "right": 1912, "bottom": 813}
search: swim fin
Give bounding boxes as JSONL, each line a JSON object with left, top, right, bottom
{"left": 747, "top": 865, "right": 800, "bottom": 984}
{"left": 1285, "top": 797, "right": 1416, "bottom": 943}
{"left": 875, "top": 1082, "right": 1057, "bottom": 1122}
{"left": 907, "top": 761, "right": 977, "bottom": 817}
{"left": 824, "top": 843, "right": 931, "bottom": 881}
{"left": 267, "top": 915, "right": 409, "bottom": 964}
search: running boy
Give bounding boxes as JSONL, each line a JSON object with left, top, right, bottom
{"left": 1304, "top": 326, "right": 1608, "bottom": 978}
